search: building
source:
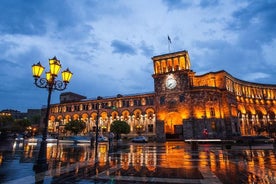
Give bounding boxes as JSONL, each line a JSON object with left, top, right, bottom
{"left": 0, "top": 109, "right": 27, "bottom": 119}
{"left": 48, "top": 50, "right": 276, "bottom": 141}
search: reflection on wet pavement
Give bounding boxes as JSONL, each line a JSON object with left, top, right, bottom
{"left": 0, "top": 140, "right": 275, "bottom": 183}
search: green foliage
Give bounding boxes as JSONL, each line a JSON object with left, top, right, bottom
{"left": 110, "top": 120, "right": 130, "bottom": 139}
{"left": 0, "top": 115, "right": 14, "bottom": 130}
{"left": 12, "top": 119, "right": 31, "bottom": 132}
{"left": 0, "top": 116, "right": 32, "bottom": 133}
{"left": 64, "top": 119, "right": 86, "bottom": 135}
{"left": 30, "top": 115, "right": 41, "bottom": 125}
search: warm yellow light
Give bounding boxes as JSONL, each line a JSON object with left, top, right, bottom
{"left": 62, "top": 68, "right": 73, "bottom": 83}
{"left": 49, "top": 56, "right": 61, "bottom": 76}
{"left": 32, "top": 62, "right": 44, "bottom": 78}
{"left": 46, "top": 71, "right": 52, "bottom": 82}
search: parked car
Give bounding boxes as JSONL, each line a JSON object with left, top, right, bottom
{"left": 233, "top": 135, "right": 274, "bottom": 144}
{"left": 28, "top": 135, "right": 57, "bottom": 143}
{"left": 15, "top": 134, "right": 24, "bottom": 141}
{"left": 132, "top": 136, "right": 148, "bottom": 143}
{"left": 98, "top": 135, "right": 108, "bottom": 142}
{"left": 58, "top": 136, "right": 75, "bottom": 144}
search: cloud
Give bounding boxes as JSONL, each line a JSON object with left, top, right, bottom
{"left": 139, "top": 41, "right": 154, "bottom": 57}
{"left": 111, "top": 40, "right": 137, "bottom": 55}
{"left": 0, "top": 0, "right": 276, "bottom": 112}
{"left": 228, "top": 1, "right": 276, "bottom": 46}
{"left": 199, "top": 0, "right": 220, "bottom": 8}
{"left": 162, "top": 0, "right": 192, "bottom": 10}
{"left": 242, "top": 72, "right": 270, "bottom": 82}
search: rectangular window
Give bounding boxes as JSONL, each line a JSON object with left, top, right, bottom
{"left": 148, "top": 124, "right": 153, "bottom": 132}
{"left": 74, "top": 105, "right": 80, "bottom": 111}
{"left": 160, "top": 96, "right": 165, "bottom": 105}
{"left": 66, "top": 106, "right": 71, "bottom": 112}
{"left": 92, "top": 104, "right": 98, "bottom": 110}
{"left": 122, "top": 100, "right": 130, "bottom": 107}
{"left": 134, "top": 99, "right": 141, "bottom": 106}
{"left": 179, "top": 94, "right": 185, "bottom": 102}
{"left": 83, "top": 104, "right": 88, "bottom": 111}
{"left": 146, "top": 97, "right": 154, "bottom": 105}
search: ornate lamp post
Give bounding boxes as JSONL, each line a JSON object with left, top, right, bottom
{"left": 32, "top": 56, "right": 73, "bottom": 171}
{"left": 94, "top": 103, "right": 100, "bottom": 163}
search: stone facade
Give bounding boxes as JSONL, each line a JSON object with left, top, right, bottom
{"left": 47, "top": 50, "right": 276, "bottom": 141}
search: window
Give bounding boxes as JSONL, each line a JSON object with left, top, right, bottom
{"left": 160, "top": 96, "right": 165, "bottom": 105}
{"left": 146, "top": 97, "right": 154, "bottom": 105}
{"left": 66, "top": 106, "right": 72, "bottom": 112}
{"left": 82, "top": 104, "right": 87, "bottom": 111}
{"left": 179, "top": 94, "right": 185, "bottom": 102}
{"left": 92, "top": 103, "right": 99, "bottom": 110}
{"left": 134, "top": 99, "right": 141, "bottom": 106}
{"left": 74, "top": 105, "right": 80, "bottom": 111}
{"left": 122, "top": 100, "right": 130, "bottom": 107}
{"left": 148, "top": 124, "right": 153, "bottom": 132}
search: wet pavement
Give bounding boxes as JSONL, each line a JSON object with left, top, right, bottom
{"left": 0, "top": 139, "right": 276, "bottom": 184}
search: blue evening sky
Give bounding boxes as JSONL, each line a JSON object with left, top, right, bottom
{"left": 0, "top": 0, "right": 276, "bottom": 112}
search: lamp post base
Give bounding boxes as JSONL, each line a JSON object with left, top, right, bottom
{"left": 33, "top": 162, "right": 49, "bottom": 172}
{"left": 33, "top": 140, "right": 48, "bottom": 172}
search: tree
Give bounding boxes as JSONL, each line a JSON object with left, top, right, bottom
{"left": 30, "top": 115, "right": 41, "bottom": 125}
{"left": 11, "top": 119, "right": 31, "bottom": 133}
{"left": 110, "top": 120, "right": 130, "bottom": 140}
{"left": 64, "top": 120, "right": 86, "bottom": 135}
{"left": 0, "top": 115, "right": 14, "bottom": 132}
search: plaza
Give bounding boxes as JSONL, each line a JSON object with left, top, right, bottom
{"left": 0, "top": 139, "right": 275, "bottom": 184}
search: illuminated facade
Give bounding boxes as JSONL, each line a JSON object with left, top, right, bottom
{"left": 48, "top": 50, "right": 276, "bottom": 141}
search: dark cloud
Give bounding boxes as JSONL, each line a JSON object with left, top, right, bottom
{"left": 228, "top": 1, "right": 276, "bottom": 47}
{"left": 162, "top": 0, "right": 192, "bottom": 11}
{"left": 139, "top": 41, "right": 154, "bottom": 57}
{"left": 1, "top": 0, "right": 276, "bottom": 112}
{"left": 199, "top": 0, "right": 220, "bottom": 8}
{"left": 111, "top": 40, "right": 137, "bottom": 55}
{"left": 0, "top": 0, "right": 86, "bottom": 35}
{"left": 191, "top": 39, "right": 275, "bottom": 84}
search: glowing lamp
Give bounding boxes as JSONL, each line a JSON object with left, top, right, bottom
{"left": 49, "top": 56, "right": 61, "bottom": 76}
{"left": 31, "top": 56, "right": 72, "bottom": 171}
{"left": 32, "top": 62, "right": 45, "bottom": 78}
{"left": 62, "top": 68, "right": 73, "bottom": 83}
{"left": 45, "top": 72, "right": 53, "bottom": 82}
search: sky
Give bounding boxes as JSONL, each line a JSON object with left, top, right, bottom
{"left": 0, "top": 0, "right": 276, "bottom": 112}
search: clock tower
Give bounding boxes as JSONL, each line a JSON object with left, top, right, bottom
{"left": 152, "top": 50, "right": 195, "bottom": 142}
{"left": 152, "top": 50, "right": 194, "bottom": 96}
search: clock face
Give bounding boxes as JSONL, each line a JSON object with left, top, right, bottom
{"left": 166, "top": 76, "right": 177, "bottom": 89}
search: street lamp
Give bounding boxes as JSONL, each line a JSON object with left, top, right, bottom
{"left": 94, "top": 103, "right": 116, "bottom": 163}
{"left": 32, "top": 56, "right": 73, "bottom": 171}
{"left": 94, "top": 103, "right": 100, "bottom": 163}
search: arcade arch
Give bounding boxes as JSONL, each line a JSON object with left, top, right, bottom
{"left": 164, "top": 112, "right": 182, "bottom": 138}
